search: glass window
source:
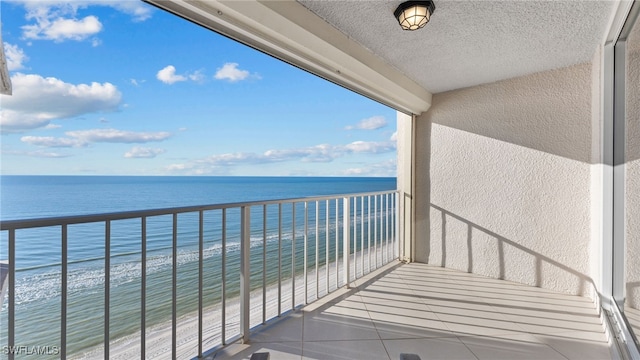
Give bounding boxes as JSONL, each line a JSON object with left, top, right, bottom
{"left": 619, "top": 6, "right": 640, "bottom": 349}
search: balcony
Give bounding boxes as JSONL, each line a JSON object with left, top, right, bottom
{"left": 212, "top": 262, "right": 611, "bottom": 360}
{"left": 0, "top": 189, "right": 614, "bottom": 359}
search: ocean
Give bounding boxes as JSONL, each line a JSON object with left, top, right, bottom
{"left": 0, "top": 176, "right": 396, "bottom": 358}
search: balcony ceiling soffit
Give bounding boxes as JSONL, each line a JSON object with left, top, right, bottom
{"left": 145, "top": 0, "right": 432, "bottom": 115}
{"left": 299, "top": 0, "right": 618, "bottom": 94}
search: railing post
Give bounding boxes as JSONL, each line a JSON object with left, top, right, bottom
{"left": 395, "top": 192, "right": 400, "bottom": 259}
{"left": 240, "top": 206, "right": 251, "bottom": 344}
{"left": 343, "top": 197, "right": 351, "bottom": 287}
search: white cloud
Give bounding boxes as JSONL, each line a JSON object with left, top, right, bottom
{"left": 22, "top": 15, "right": 103, "bottom": 42}
{"left": 105, "top": 1, "right": 153, "bottom": 21}
{"left": 343, "top": 159, "right": 397, "bottom": 177}
{"left": 344, "top": 140, "right": 395, "bottom": 154}
{"left": 345, "top": 116, "right": 387, "bottom": 130}
{"left": 156, "top": 65, "right": 186, "bottom": 84}
{"left": 0, "top": 73, "right": 122, "bottom": 133}
{"left": 166, "top": 140, "right": 396, "bottom": 174}
{"left": 390, "top": 131, "right": 397, "bottom": 142}
{"left": 4, "top": 43, "right": 29, "bottom": 71}
{"left": 44, "top": 124, "right": 62, "bottom": 129}
{"left": 124, "top": 146, "right": 166, "bottom": 158}
{"left": 21, "top": 135, "right": 86, "bottom": 148}
{"left": 15, "top": 1, "right": 151, "bottom": 43}
{"left": 189, "top": 70, "right": 205, "bottom": 83}
{"left": 65, "top": 129, "right": 171, "bottom": 143}
{"left": 3, "top": 148, "right": 72, "bottom": 158}
{"left": 20, "top": 129, "right": 172, "bottom": 148}
{"left": 157, "top": 65, "right": 206, "bottom": 84}
{"left": 214, "top": 63, "right": 251, "bottom": 82}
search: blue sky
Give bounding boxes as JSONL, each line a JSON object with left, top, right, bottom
{"left": 0, "top": 1, "right": 397, "bottom": 176}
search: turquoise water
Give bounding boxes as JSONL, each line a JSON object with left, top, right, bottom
{"left": 0, "top": 176, "right": 396, "bottom": 358}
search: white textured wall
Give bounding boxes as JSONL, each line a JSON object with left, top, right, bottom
{"left": 625, "top": 16, "right": 640, "bottom": 313}
{"left": 420, "top": 63, "right": 596, "bottom": 296}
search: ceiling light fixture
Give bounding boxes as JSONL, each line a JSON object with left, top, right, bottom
{"left": 394, "top": 1, "right": 435, "bottom": 31}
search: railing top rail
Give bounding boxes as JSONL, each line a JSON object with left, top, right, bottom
{"left": 1, "top": 189, "right": 399, "bottom": 230}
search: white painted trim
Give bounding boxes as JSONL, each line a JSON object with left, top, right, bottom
{"left": 605, "top": 1, "right": 635, "bottom": 44}
{"left": 144, "top": 0, "right": 432, "bottom": 115}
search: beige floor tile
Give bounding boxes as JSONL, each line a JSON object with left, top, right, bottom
{"left": 435, "top": 312, "right": 529, "bottom": 337}
{"left": 534, "top": 331, "right": 612, "bottom": 360}
{"left": 211, "top": 263, "right": 612, "bottom": 360}
{"left": 499, "top": 312, "right": 604, "bottom": 334}
{"left": 212, "top": 341, "right": 302, "bottom": 360}
{"left": 303, "top": 304, "right": 379, "bottom": 341}
{"left": 459, "top": 335, "right": 567, "bottom": 360}
{"left": 365, "top": 301, "right": 453, "bottom": 339}
{"left": 250, "top": 311, "right": 304, "bottom": 343}
{"left": 302, "top": 340, "right": 390, "bottom": 360}
{"left": 383, "top": 337, "right": 478, "bottom": 360}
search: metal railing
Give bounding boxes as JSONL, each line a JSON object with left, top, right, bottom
{"left": 0, "top": 190, "right": 399, "bottom": 359}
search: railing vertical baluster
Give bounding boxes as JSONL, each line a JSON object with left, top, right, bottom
{"left": 291, "top": 202, "right": 296, "bottom": 310}
{"left": 380, "top": 195, "right": 383, "bottom": 266}
{"left": 263, "top": 205, "right": 267, "bottom": 324}
{"left": 343, "top": 197, "right": 351, "bottom": 287}
{"left": 8, "top": 229, "right": 15, "bottom": 360}
{"left": 240, "top": 206, "right": 251, "bottom": 344}
{"left": 141, "top": 217, "right": 147, "bottom": 360}
{"left": 221, "top": 209, "right": 227, "bottom": 344}
{"left": 395, "top": 192, "right": 399, "bottom": 259}
{"left": 172, "top": 213, "right": 177, "bottom": 359}
{"left": 315, "top": 201, "right": 319, "bottom": 300}
{"left": 278, "top": 204, "right": 282, "bottom": 316}
{"left": 368, "top": 196, "right": 371, "bottom": 273}
{"left": 105, "top": 220, "right": 111, "bottom": 359}
{"left": 360, "top": 196, "right": 364, "bottom": 277}
{"left": 385, "top": 194, "right": 389, "bottom": 263}
{"left": 387, "top": 193, "right": 391, "bottom": 261}
{"left": 304, "top": 202, "right": 308, "bottom": 304}
{"left": 197, "top": 211, "right": 203, "bottom": 358}
{"left": 325, "top": 200, "right": 329, "bottom": 295}
{"left": 352, "top": 197, "right": 357, "bottom": 281}
{"left": 335, "top": 199, "right": 339, "bottom": 288}
{"left": 374, "top": 195, "right": 378, "bottom": 269}
{"left": 381, "top": 195, "right": 385, "bottom": 264}
{"left": 61, "top": 224, "right": 67, "bottom": 359}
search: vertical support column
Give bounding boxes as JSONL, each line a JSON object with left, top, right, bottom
{"left": 240, "top": 206, "right": 251, "bottom": 344}
{"left": 343, "top": 197, "right": 351, "bottom": 287}
{"left": 397, "top": 111, "right": 415, "bottom": 263}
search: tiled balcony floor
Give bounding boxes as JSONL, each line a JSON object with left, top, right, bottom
{"left": 210, "top": 262, "right": 613, "bottom": 360}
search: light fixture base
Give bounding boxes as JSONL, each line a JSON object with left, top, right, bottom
{"left": 394, "top": 1, "right": 435, "bottom": 31}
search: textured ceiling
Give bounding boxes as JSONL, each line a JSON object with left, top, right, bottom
{"left": 298, "top": 0, "right": 616, "bottom": 93}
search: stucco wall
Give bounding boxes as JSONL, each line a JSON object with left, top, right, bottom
{"left": 420, "top": 62, "right": 596, "bottom": 297}
{"left": 625, "top": 14, "right": 640, "bottom": 314}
